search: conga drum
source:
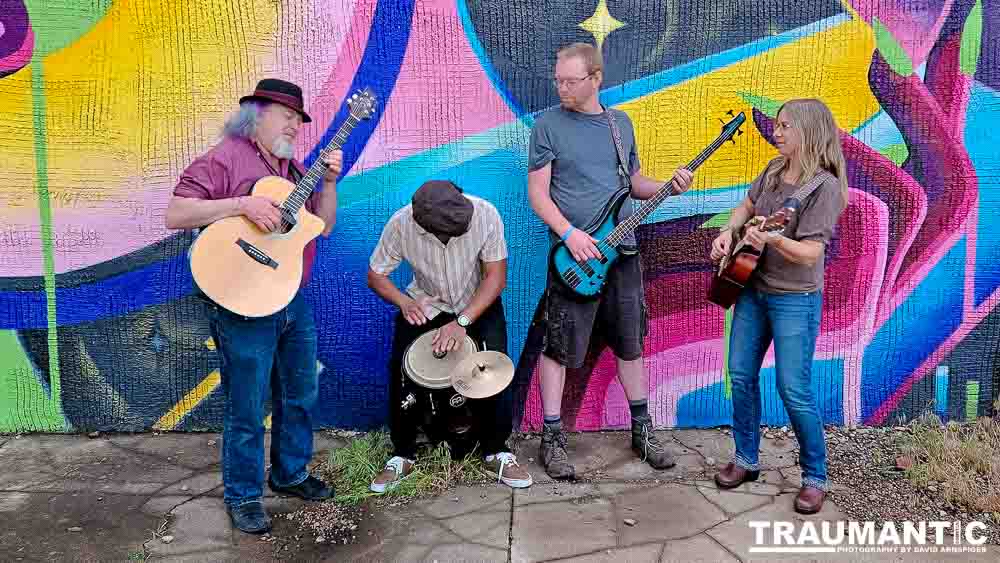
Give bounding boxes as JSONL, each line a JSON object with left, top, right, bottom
{"left": 400, "top": 330, "right": 478, "bottom": 450}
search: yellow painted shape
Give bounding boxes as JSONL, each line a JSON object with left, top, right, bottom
{"left": 0, "top": 69, "right": 40, "bottom": 213}
{"left": 153, "top": 369, "right": 221, "bottom": 431}
{"left": 0, "top": 0, "right": 282, "bottom": 222}
{"left": 579, "top": 0, "right": 627, "bottom": 51}
{"left": 621, "top": 18, "right": 877, "bottom": 187}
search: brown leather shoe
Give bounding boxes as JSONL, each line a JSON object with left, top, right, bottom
{"left": 794, "top": 485, "right": 826, "bottom": 514}
{"left": 714, "top": 462, "right": 760, "bottom": 489}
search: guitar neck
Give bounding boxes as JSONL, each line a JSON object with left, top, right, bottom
{"left": 283, "top": 114, "right": 360, "bottom": 213}
{"left": 604, "top": 132, "right": 728, "bottom": 247}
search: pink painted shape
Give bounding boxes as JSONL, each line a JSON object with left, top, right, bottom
{"left": 352, "top": 1, "right": 516, "bottom": 170}
{"left": 848, "top": 0, "right": 955, "bottom": 66}
{"left": 0, "top": 27, "right": 33, "bottom": 73}
{"left": 292, "top": 0, "right": 372, "bottom": 160}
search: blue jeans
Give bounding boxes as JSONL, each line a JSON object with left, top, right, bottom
{"left": 728, "top": 289, "right": 827, "bottom": 490}
{"left": 208, "top": 292, "right": 319, "bottom": 508}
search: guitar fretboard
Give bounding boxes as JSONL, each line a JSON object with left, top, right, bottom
{"left": 281, "top": 114, "right": 360, "bottom": 218}
{"left": 604, "top": 126, "right": 733, "bottom": 248}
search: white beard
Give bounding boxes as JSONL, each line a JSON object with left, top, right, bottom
{"left": 271, "top": 137, "right": 295, "bottom": 159}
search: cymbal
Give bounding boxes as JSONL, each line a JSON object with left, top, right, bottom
{"left": 451, "top": 351, "right": 514, "bottom": 399}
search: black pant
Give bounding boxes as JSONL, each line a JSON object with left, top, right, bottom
{"left": 388, "top": 299, "right": 511, "bottom": 459}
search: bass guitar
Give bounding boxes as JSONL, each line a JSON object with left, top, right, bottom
{"left": 548, "top": 110, "right": 746, "bottom": 299}
{"left": 706, "top": 203, "right": 797, "bottom": 309}
{"left": 188, "top": 88, "right": 377, "bottom": 317}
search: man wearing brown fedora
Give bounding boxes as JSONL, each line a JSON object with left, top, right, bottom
{"left": 166, "top": 78, "right": 339, "bottom": 534}
{"left": 366, "top": 180, "right": 533, "bottom": 493}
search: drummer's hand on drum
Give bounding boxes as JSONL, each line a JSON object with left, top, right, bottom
{"left": 432, "top": 321, "right": 467, "bottom": 355}
{"left": 399, "top": 297, "right": 428, "bottom": 325}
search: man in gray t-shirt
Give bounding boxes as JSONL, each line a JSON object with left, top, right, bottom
{"left": 525, "top": 42, "right": 694, "bottom": 480}
{"left": 529, "top": 105, "right": 641, "bottom": 247}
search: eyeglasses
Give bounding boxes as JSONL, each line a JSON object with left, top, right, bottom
{"left": 552, "top": 72, "right": 594, "bottom": 88}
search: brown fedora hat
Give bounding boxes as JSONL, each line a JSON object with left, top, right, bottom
{"left": 239, "top": 78, "right": 312, "bottom": 123}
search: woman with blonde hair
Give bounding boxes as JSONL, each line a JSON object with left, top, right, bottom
{"left": 709, "top": 98, "right": 848, "bottom": 514}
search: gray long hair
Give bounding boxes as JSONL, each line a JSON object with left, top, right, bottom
{"left": 222, "top": 101, "right": 266, "bottom": 138}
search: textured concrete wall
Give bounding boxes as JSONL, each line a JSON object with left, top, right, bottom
{"left": 1, "top": 0, "right": 998, "bottom": 432}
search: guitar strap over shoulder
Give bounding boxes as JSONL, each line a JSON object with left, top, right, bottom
{"left": 790, "top": 170, "right": 834, "bottom": 204}
{"left": 603, "top": 106, "right": 632, "bottom": 191}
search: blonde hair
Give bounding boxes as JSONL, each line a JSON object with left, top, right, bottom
{"left": 556, "top": 42, "right": 603, "bottom": 74}
{"left": 763, "top": 98, "right": 849, "bottom": 206}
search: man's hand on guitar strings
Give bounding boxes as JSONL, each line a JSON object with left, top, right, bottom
{"left": 565, "top": 228, "right": 602, "bottom": 263}
{"left": 238, "top": 195, "right": 283, "bottom": 233}
{"left": 321, "top": 149, "right": 344, "bottom": 184}
{"left": 670, "top": 167, "right": 694, "bottom": 195}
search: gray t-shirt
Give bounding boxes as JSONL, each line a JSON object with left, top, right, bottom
{"left": 528, "top": 107, "right": 641, "bottom": 247}
{"left": 747, "top": 163, "right": 846, "bottom": 294}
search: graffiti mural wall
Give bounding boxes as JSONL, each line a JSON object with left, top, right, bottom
{"left": 1, "top": 0, "right": 998, "bottom": 433}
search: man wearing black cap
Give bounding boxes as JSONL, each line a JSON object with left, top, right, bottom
{"left": 166, "top": 79, "right": 339, "bottom": 534}
{"left": 367, "top": 180, "right": 532, "bottom": 492}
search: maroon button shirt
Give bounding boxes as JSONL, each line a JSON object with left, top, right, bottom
{"left": 173, "top": 135, "right": 321, "bottom": 288}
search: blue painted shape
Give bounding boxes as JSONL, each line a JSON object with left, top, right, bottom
{"left": 967, "top": 82, "right": 1000, "bottom": 306}
{"left": 935, "top": 365, "right": 949, "bottom": 419}
{"left": 0, "top": 255, "right": 194, "bottom": 329}
{"left": 676, "top": 357, "right": 845, "bottom": 428}
{"left": 861, "top": 238, "right": 967, "bottom": 421}
{"left": 305, "top": 0, "right": 415, "bottom": 178}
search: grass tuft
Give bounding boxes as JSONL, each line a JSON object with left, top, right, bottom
{"left": 322, "top": 431, "right": 488, "bottom": 506}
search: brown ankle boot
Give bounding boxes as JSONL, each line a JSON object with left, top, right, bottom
{"left": 794, "top": 486, "right": 826, "bottom": 514}
{"left": 714, "top": 462, "right": 759, "bottom": 489}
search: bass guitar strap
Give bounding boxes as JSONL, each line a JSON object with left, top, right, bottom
{"left": 603, "top": 106, "right": 631, "bottom": 190}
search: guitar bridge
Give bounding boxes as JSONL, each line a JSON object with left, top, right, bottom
{"left": 236, "top": 239, "right": 279, "bottom": 269}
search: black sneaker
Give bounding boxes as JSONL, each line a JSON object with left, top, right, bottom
{"left": 227, "top": 501, "right": 272, "bottom": 534}
{"left": 631, "top": 417, "right": 676, "bottom": 469}
{"left": 267, "top": 474, "right": 334, "bottom": 501}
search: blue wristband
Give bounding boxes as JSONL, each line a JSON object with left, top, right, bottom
{"left": 561, "top": 226, "right": 575, "bottom": 241}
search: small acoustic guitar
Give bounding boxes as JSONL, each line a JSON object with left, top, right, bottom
{"left": 188, "top": 89, "right": 376, "bottom": 317}
{"left": 706, "top": 202, "right": 798, "bottom": 309}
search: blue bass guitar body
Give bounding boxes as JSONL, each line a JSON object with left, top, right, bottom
{"left": 548, "top": 188, "right": 633, "bottom": 299}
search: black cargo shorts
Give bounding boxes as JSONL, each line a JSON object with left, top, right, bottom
{"left": 542, "top": 252, "right": 648, "bottom": 369}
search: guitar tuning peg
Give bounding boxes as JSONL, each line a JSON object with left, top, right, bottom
{"left": 726, "top": 109, "right": 735, "bottom": 117}
{"left": 738, "top": 129, "right": 744, "bottom": 136}
{"left": 717, "top": 117, "right": 725, "bottom": 124}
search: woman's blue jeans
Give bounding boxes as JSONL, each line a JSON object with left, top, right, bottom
{"left": 728, "top": 288, "right": 827, "bottom": 491}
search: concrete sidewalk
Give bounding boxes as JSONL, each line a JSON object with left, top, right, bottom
{"left": 1, "top": 430, "right": 998, "bottom": 562}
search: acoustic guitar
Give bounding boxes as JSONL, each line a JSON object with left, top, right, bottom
{"left": 188, "top": 88, "right": 377, "bottom": 317}
{"left": 706, "top": 202, "right": 798, "bottom": 309}
{"left": 548, "top": 110, "right": 745, "bottom": 299}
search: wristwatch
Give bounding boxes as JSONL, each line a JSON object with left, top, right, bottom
{"left": 456, "top": 314, "right": 471, "bottom": 327}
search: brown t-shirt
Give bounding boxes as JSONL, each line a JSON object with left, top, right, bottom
{"left": 746, "top": 163, "right": 846, "bottom": 294}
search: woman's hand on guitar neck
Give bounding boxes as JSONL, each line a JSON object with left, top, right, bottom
{"left": 237, "top": 196, "right": 283, "bottom": 232}
{"left": 710, "top": 230, "right": 733, "bottom": 262}
{"left": 565, "top": 229, "right": 602, "bottom": 263}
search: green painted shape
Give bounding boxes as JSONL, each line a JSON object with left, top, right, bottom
{"left": 965, "top": 381, "right": 980, "bottom": 421}
{"left": 723, "top": 307, "right": 733, "bottom": 399}
{"left": 737, "top": 92, "right": 781, "bottom": 118}
{"left": 960, "top": 0, "right": 983, "bottom": 76}
{"left": 0, "top": 330, "right": 64, "bottom": 431}
{"left": 23, "top": 0, "right": 114, "bottom": 57}
{"left": 878, "top": 143, "right": 909, "bottom": 166}
{"left": 701, "top": 212, "right": 731, "bottom": 229}
{"left": 31, "top": 57, "right": 63, "bottom": 423}
{"left": 872, "top": 17, "right": 914, "bottom": 76}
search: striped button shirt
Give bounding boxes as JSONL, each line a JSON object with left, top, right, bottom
{"left": 369, "top": 195, "right": 507, "bottom": 320}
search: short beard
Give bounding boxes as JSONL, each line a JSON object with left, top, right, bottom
{"left": 271, "top": 137, "right": 295, "bottom": 159}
